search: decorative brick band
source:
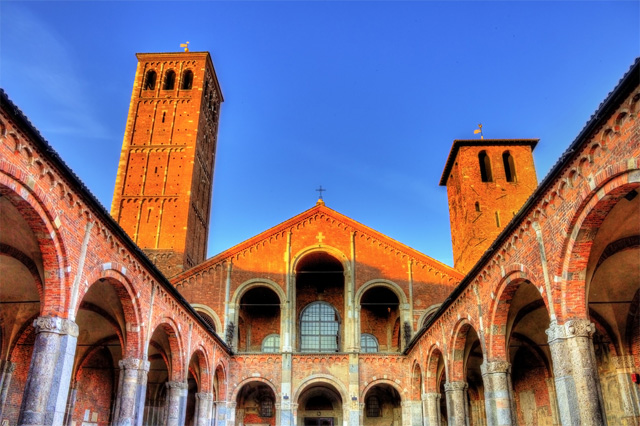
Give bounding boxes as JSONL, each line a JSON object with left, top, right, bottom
{"left": 33, "top": 316, "right": 79, "bottom": 337}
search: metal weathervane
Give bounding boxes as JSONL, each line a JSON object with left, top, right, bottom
{"left": 474, "top": 123, "right": 484, "bottom": 140}
{"left": 180, "top": 41, "right": 190, "bottom": 52}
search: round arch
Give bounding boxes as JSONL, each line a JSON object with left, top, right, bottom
{"left": 361, "top": 378, "right": 405, "bottom": 400}
{"left": 147, "top": 317, "right": 185, "bottom": 381}
{"left": 355, "top": 279, "right": 408, "bottom": 306}
{"left": 418, "top": 304, "right": 442, "bottom": 329}
{"left": 230, "top": 278, "right": 286, "bottom": 307}
{"left": 291, "top": 245, "right": 351, "bottom": 276}
{"left": 447, "top": 318, "right": 484, "bottom": 382}
{"left": 188, "top": 346, "right": 212, "bottom": 393}
{"left": 191, "top": 303, "right": 223, "bottom": 333}
{"left": 293, "top": 374, "right": 349, "bottom": 404}
{"left": 230, "top": 377, "right": 279, "bottom": 403}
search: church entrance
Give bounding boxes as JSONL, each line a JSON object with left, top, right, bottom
{"left": 304, "top": 418, "right": 334, "bottom": 426}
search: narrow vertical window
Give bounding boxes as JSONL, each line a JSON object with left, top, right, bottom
{"left": 163, "top": 70, "right": 176, "bottom": 90}
{"left": 475, "top": 202, "right": 481, "bottom": 212}
{"left": 495, "top": 211, "right": 501, "bottom": 228}
{"left": 181, "top": 70, "right": 193, "bottom": 90}
{"left": 503, "top": 151, "right": 517, "bottom": 182}
{"left": 162, "top": 112, "right": 166, "bottom": 123}
{"left": 144, "top": 70, "right": 157, "bottom": 90}
{"left": 479, "top": 151, "right": 493, "bottom": 182}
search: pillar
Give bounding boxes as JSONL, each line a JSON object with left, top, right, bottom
{"left": 18, "top": 316, "right": 78, "bottom": 426}
{"left": 0, "top": 361, "right": 16, "bottom": 416}
{"left": 546, "top": 319, "right": 606, "bottom": 426}
{"left": 213, "top": 400, "right": 230, "bottom": 426}
{"left": 423, "top": 392, "right": 442, "bottom": 426}
{"left": 166, "top": 381, "right": 188, "bottom": 426}
{"left": 194, "top": 392, "right": 213, "bottom": 426}
{"left": 345, "top": 397, "right": 361, "bottom": 426}
{"left": 114, "top": 357, "right": 150, "bottom": 426}
{"left": 481, "top": 360, "right": 515, "bottom": 426}
{"left": 444, "top": 381, "right": 469, "bottom": 426}
{"left": 610, "top": 355, "right": 640, "bottom": 425}
{"left": 400, "top": 399, "right": 417, "bottom": 426}
{"left": 63, "top": 382, "right": 77, "bottom": 426}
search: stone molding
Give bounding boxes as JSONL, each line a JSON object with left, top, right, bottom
{"left": 33, "top": 315, "right": 79, "bottom": 337}
{"left": 424, "top": 392, "right": 441, "bottom": 401}
{"left": 611, "top": 355, "right": 634, "bottom": 370}
{"left": 546, "top": 319, "right": 594, "bottom": 342}
{"left": 481, "top": 360, "right": 511, "bottom": 375}
{"left": 444, "top": 381, "right": 468, "bottom": 392}
{"left": 196, "top": 392, "right": 214, "bottom": 401}
{"left": 166, "top": 381, "right": 188, "bottom": 390}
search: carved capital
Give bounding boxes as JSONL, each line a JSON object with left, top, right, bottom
{"left": 611, "top": 355, "right": 634, "bottom": 370}
{"left": 424, "top": 392, "right": 441, "bottom": 402}
{"left": 481, "top": 360, "right": 511, "bottom": 375}
{"left": 119, "top": 357, "right": 145, "bottom": 370}
{"left": 1, "top": 361, "right": 16, "bottom": 374}
{"left": 444, "top": 381, "right": 468, "bottom": 392}
{"left": 196, "top": 392, "right": 214, "bottom": 401}
{"left": 166, "top": 381, "right": 188, "bottom": 390}
{"left": 546, "top": 319, "right": 594, "bottom": 343}
{"left": 33, "top": 316, "right": 79, "bottom": 337}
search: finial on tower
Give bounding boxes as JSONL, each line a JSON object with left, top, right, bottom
{"left": 180, "top": 41, "right": 190, "bottom": 52}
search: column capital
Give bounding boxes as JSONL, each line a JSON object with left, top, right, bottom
{"left": 480, "top": 360, "right": 511, "bottom": 375}
{"left": 196, "top": 392, "right": 214, "bottom": 401}
{"left": 166, "top": 380, "right": 188, "bottom": 390}
{"left": 444, "top": 381, "right": 468, "bottom": 392}
{"left": 33, "top": 315, "right": 79, "bottom": 337}
{"left": 118, "top": 357, "right": 149, "bottom": 371}
{"left": 546, "top": 319, "right": 594, "bottom": 342}
{"left": 423, "top": 392, "right": 441, "bottom": 401}
{"left": 610, "top": 355, "right": 634, "bottom": 370}
{"left": 227, "top": 401, "right": 237, "bottom": 409}
{"left": 0, "top": 360, "right": 16, "bottom": 374}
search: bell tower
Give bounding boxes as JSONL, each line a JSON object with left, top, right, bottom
{"left": 111, "top": 51, "right": 223, "bottom": 276}
{"left": 440, "top": 139, "right": 538, "bottom": 274}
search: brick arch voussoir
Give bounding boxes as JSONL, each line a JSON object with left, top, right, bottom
{"left": 361, "top": 378, "right": 405, "bottom": 401}
{"left": 425, "top": 344, "right": 446, "bottom": 393}
{"left": 487, "top": 267, "right": 548, "bottom": 361}
{"left": 188, "top": 345, "right": 211, "bottom": 393}
{"left": 0, "top": 176, "right": 68, "bottom": 316}
{"left": 558, "top": 165, "right": 640, "bottom": 322}
{"left": 148, "top": 317, "right": 185, "bottom": 381}
{"left": 410, "top": 359, "right": 423, "bottom": 400}
{"left": 214, "top": 361, "right": 228, "bottom": 401}
{"left": 447, "top": 318, "right": 483, "bottom": 382}
{"left": 231, "top": 377, "right": 279, "bottom": 404}
{"left": 80, "top": 265, "right": 144, "bottom": 358}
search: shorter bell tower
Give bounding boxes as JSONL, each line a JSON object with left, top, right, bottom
{"left": 111, "top": 51, "right": 223, "bottom": 276}
{"left": 440, "top": 139, "right": 538, "bottom": 274}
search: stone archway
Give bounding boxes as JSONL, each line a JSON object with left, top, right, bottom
{"left": 296, "top": 380, "right": 345, "bottom": 426}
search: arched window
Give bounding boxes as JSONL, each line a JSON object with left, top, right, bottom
{"left": 196, "top": 311, "right": 216, "bottom": 332}
{"left": 366, "top": 396, "right": 381, "bottom": 417}
{"left": 361, "top": 334, "right": 378, "bottom": 353}
{"left": 479, "top": 150, "right": 493, "bottom": 182}
{"left": 300, "top": 302, "right": 339, "bottom": 352}
{"left": 181, "top": 70, "right": 193, "bottom": 90}
{"left": 262, "top": 334, "right": 280, "bottom": 353}
{"left": 144, "top": 70, "right": 156, "bottom": 90}
{"left": 163, "top": 70, "right": 176, "bottom": 90}
{"left": 503, "top": 151, "right": 517, "bottom": 182}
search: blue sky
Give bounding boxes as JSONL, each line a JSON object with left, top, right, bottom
{"left": 1, "top": 1, "right": 638, "bottom": 267}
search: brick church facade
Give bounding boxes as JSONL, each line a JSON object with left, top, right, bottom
{"left": 0, "top": 50, "right": 638, "bottom": 426}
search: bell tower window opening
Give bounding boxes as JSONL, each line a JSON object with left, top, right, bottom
{"left": 300, "top": 302, "right": 339, "bottom": 352}
{"left": 182, "top": 70, "right": 193, "bottom": 90}
{"left": 479, "top": 150, "right": 493, "bottom": 182}
{"left": 163, "top": 70, "right": 176, "bottom": 90}
{"left": 144, "top": 70, "right": 157, "bottom": 90}
{"left": 503, "top": 151, "right": 517, "bottom": 182}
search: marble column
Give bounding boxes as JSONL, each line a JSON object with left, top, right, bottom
{"left": 166, "top": 381, "right": 188, "bottom": 426}
{"left": 114, "top": 357, "right": 150, "bottom": 426}
{"left": 18, "top": 316, "right": 78, "bottom": 426}
{"left": 195, "top": 392, "right": 214, "bottom": 426}
{"left": 63, "top": 382, "right": 77, "bottom": 426}
{"left": 0, "top": 360, "right": 17, "bottom": 417}
{"left": 481, "top": 360, "right": 515, "bottom": 426}
{"left": 423, "top": 392, "right": 442, "bottom": 426}
{"left": 546, "top": 319, "right": 606, "bottom": 426}
{"left": 445, "top": 381, "right": 469, "bottom": 426}
{"left": 610, "top": 355, "right": 640, "bottom": 425}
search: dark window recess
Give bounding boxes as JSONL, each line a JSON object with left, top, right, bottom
{"left": 144, "top": 70, "right": 157, "bottom": 90}
{"left": 182, "top": 70, "right": 193, "bottom": 90}
{"left": 479, "top": 151, "right": 493, "bottom": 182}
{"left": 163, "top": 70, "right": 176, "bottom": 90}
{"left": 503, "top": 151, "right": 517, "bottom": 182}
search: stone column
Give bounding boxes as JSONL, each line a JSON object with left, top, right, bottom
{"left": 423, "top": 392, "right": 442, "bottom": 426}
{"left": 546, "top": 319, "right": 606, "bottom": 426}
{"left": 444, "top": 381, "right": 469, "bottom": 426}
{"left": 18, "top": 316, "right": 78, "bottom": 426}
{"left": 195, "top": 392, "right": 213, "bottom": 426}
{"left": 480, "top": 361, "right": 515, "bottom": 426}
{"left": 166, "top": 381, "right": 188, "bottom": 426}
{"left": 346, "top": 398, "right": 361, "bottom": 426}
{"left": 278, "top": 400, "right": 295, "bottom": 426}
{"left": 114, "top": 357, "right": 150, "bottom": 426}
{"left": 401, "top": 399, "right": 422, "bottom": 426}
{"left": 225, "top": 401, "right": 236, "bottom": 426}
{"left": 63, "top": 382, "right": 77, "bottom": 426}
{"left": 0, "top": 361, "right": 17, "bottom": 416}
{"left": 213, "top": 400, "right": 229, "bottom": 426}
{"left": 610, "top": 355, "right": 640, "bottom": 424}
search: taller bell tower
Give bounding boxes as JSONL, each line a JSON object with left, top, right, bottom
{"left": 111, "top": 51, "right": 223, "bottom": 276}
{"left": 440, "top": 139, "right": 538, "bottom": 274}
